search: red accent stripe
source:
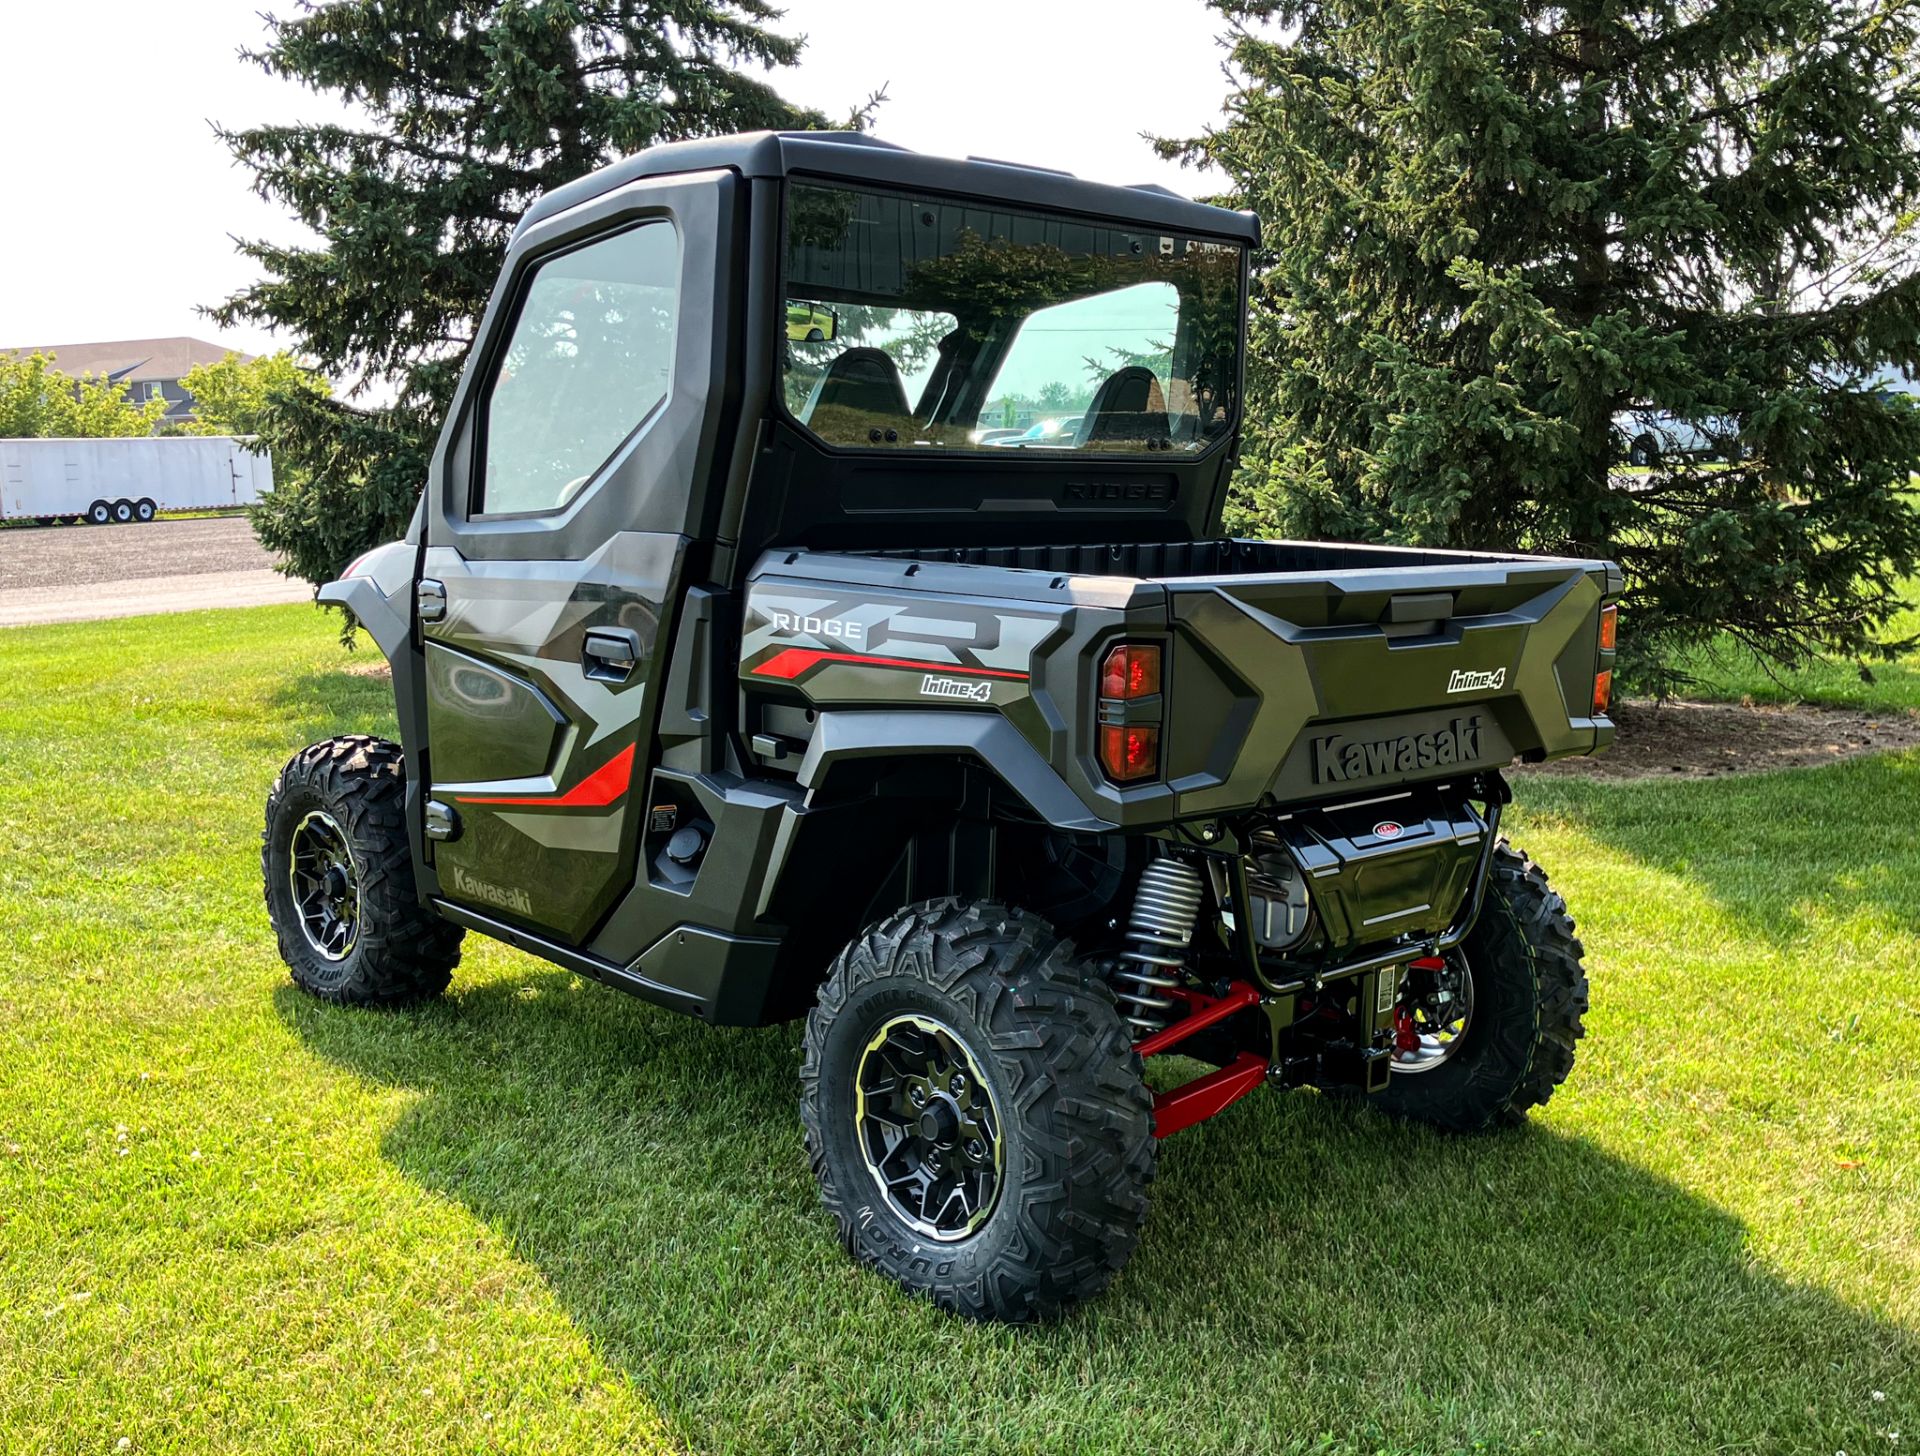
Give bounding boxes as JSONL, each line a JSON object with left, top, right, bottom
{"left": 456, "top": 743, "right": 635, "bottom": 807}
{"left": 751, "top": 647, "right": 1029, "bottom": 682}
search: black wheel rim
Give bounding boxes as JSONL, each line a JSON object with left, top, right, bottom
{"left": 288, "top": 810, "right": 360, "bottom": 962}
{"left": 854, "top": 1014, "right": 1003, "bottom": 1241}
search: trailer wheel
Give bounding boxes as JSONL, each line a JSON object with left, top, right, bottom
{"left": 110, "top": 499, "right": 134, "bottom": 524}
{"left": 86, "top": 500, "right": 111, "bottom": 525}
{"left": 134, "top": 498, "right": 156, "bottom": 523}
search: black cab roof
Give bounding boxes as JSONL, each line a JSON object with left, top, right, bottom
{"left": 517, "top": 130, "right": 1260, "bottom": 245}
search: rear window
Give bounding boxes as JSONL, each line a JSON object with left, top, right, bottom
{"left": 779, "top": 182, "right": 1243, "bottom": 455}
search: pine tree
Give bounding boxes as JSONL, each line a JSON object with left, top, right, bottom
{"left": 211, "top": 0, "right": 863, "bottom": 587}
{"left": 1172, "top": 0, "right": 1920, "bottom": 685}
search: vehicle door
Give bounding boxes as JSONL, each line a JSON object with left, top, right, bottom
{"left": 417, "top": 172, "right": 732, "bottom": 946}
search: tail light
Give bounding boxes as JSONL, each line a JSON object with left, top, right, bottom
{"left": 1101, "top": 643, "right": 1162, "bottom": 700}
{"left": 1099, "top": 724, "right": 1160, "bottom": 782}
{"left": 1593, "top": 604, "right": 1618, "bottom": 717}
{"left": 1097, "top": 642, "right": 1163, "bottom": 783}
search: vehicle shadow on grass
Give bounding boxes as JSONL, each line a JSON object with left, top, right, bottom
{"left": 1513, "top": 745, "right": 1920, "bottom": 950}
{"left": 280, "top": 972, "right": 1915, "bottom": 1456}
{"left": 258, "top": 666, "right": 400, "bottom": 756}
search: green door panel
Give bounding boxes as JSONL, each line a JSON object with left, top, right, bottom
{"left": 423, "top": 642, "right": 568, "bottom": 785}
{"left": 421, "top": 532, "right": 684, "bottom": 944}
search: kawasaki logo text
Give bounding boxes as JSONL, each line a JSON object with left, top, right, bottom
{"left": 449, "top": 865, "right": 533, "bottom": 915}
{"left": 1311, "top": 717, "right": 1484, "bottom": 786}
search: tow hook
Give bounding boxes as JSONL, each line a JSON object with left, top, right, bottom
{"left": 1396, "top": 954, "right": 1450, "bottom": 1063}
{"left": 1393, "top": 1005, "right": 1419, "bottom": 1058}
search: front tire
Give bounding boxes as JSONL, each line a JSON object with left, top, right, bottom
{"left": 263, "top": 735, "right": 462, "bottom": 1006}
{"left": 801, "top": 900, "right": 1154, "bottom": 1322}
{"left": 1372, "top": 843, "right": 1588, "bottom": 1132}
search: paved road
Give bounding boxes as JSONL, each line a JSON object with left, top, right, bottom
{"left": 0, "top": 515, "right": 312, "bottom": 627}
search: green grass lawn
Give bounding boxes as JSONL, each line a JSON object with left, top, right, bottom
{"left": 1, "top": 605, "right": 1914, "bottom": 1455}
{"left": 1670, "top": 581, "right": 1920, "bottom": 710}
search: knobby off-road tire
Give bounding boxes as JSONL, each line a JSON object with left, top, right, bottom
{"left": 801, "top": 900, "right": 1155, "bottom": 1322}
{"left": 1373, "top": 842, "right": 1588, "bottom": 1132}
{"left": 263, "top": 735, "right": 462, "bottom": 1006}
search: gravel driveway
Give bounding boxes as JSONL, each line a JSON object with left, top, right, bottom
{"left": 0, "top": 515, "right": 312, "bottom": 626}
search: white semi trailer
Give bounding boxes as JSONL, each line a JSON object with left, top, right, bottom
{"left": 0, "top": 437, "right": 274, "bottom": 525}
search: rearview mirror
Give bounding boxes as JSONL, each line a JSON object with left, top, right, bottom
{"left": 786, "top": 301, "right": 838, "bottom": 343}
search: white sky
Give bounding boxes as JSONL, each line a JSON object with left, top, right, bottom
{"left": 0, "top": 0, "right": 1236, "bottom": 362}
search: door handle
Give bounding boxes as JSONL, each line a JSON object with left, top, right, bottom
{"left": 583, "top": 626, "right": 643, "bottom": 682}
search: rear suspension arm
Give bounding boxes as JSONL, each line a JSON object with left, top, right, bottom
{"left": 1133, "top": 980, "right": 1267, "bottom": 1138}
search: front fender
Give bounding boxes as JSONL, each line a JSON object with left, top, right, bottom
{"left": 316, "top": 541, "right": 414, "bottom": 658}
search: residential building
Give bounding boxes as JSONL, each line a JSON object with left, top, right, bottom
{"left": 0, "top": 336, "right": 252, "bottom": 430}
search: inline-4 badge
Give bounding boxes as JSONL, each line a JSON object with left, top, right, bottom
{"left": 920, "top": 675, "right": 993, "bottom": 703}
{"left": 1447, "top": 667, "right": 1507, "bottom": 693}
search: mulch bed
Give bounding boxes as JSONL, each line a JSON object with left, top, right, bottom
{"left": 1515, "top": 697, "right": 1920, "bottom": 781}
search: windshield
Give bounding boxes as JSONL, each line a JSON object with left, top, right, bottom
{"left": 779, "top": 182, "right": 1243, "bottom": 455}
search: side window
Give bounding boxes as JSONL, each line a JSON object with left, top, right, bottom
{"left": 478, "top": 222, "right": 679, "bottom": 516}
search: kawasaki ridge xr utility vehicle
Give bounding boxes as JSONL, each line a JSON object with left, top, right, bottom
{"left": 265, "top": 132, "right": 1620, "bottom": 1322}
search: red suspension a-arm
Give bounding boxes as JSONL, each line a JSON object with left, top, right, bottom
{"left": 1133, "top": 980, "right": 1268, "bottom": 1139}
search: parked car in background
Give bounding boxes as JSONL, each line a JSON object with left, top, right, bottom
{"left": 1614, "top": 410, "right": 1745, "bottom": 466}
{"left": 987, "top": 415, "right": 1082, "bottom": 448}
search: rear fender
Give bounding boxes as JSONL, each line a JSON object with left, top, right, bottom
{"left": 795, "top": 710, "right": 1111, "bottom": 834}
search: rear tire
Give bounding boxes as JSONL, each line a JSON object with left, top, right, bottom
{"left": 1371, "top": 843, "right": 1587, "bottom": 1132}
{"left": 110, "top": 498, "right": 134, "bottom": 524}
{"left": 134, "top": 498, "right": 156, "bottom": 523}
{"left": 801, "top": 899, "right": 1154, "bottom": 1322}
{"left": 263, "top": 735, "right": 462, "bottom": 1006}
{"left": 86, "top": 500, "right": 111, "bottom": 525}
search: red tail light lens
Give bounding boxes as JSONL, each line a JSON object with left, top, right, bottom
{"left": 1101, "top": 643, "right": 1162, "bottom": 700}
{"left": 1096, "top": 641, "right": 1164, "bottom": 784}
{"left": 1593, "top": 669, "right": 1613, "bottom": 715}
{"left": 1598, "top": 605, "right": 1618, "bottom": 652}
{"left": 1099, "top": 724, "right": 1160, "bottom": 782}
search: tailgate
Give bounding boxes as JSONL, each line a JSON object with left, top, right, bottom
{"left": 1162, "top": 558, "right": 1619, "bottom": 815}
